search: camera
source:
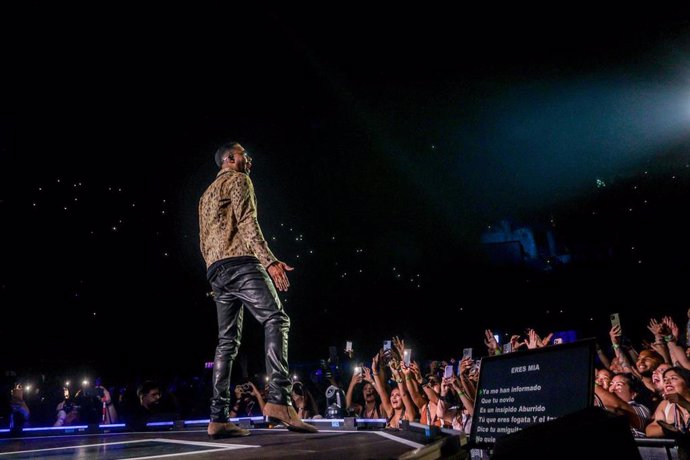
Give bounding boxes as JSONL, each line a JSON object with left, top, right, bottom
{"left": 240, "top": 383, "right": 252, "bottom": 393}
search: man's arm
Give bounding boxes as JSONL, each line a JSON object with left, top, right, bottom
{"left": 229, "top": 174, "right": 278, "bottom": 268}
{"left": 229, "top": 174, "right": 295, "bottom": 291}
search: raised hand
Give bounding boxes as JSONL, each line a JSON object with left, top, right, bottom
{"left": 372, "top": 352, "right": 380, "bottom": 373}
{"left": 648, "top": 318, "right": 663, "bottom": 336}
{"left": 390, "top": 363, "right": 402, "bottom": 381}
{"left": 510, "top": 334, "right": 525, "bottom": 350}
{"left": 441, "top": 377, "right": 452, "bottom": 396}
{"left": 389, "top": 357, "right": 401, "bottom": 373}
{"left": 393, "top": 336, "right": 405, "bottom": 360}
{"left": 484, "top": 329, "right": 499, "bottom": 353}
{"left": 609, "top": 324, "right": 622, "bottom": 345}
{"left": 249, "top": 381, "right": 261, "bottom": 397}
{"left": 362, "top": 366, "right": 374, "bottom": 384}
{"left": 97, "top": 386, "right": 113, "bottom": 405}
{"left": 409, "top": 361, "right": 423, "bottom": 383}
{"left": 540, "top": 332, "right": 554, "bottom": 348}
{"left": 460, "top": 357, "right": 473, "bottom": 375}
{"left": 350, "top": 369, "right": 363, "bottom": 386}
{"left": 663, "top": 316, "right": 679, "bottom": 340}
{"left": 400, "top": 362, "right": 411, "bottom": 376}
{"left": 526, "top": 329, "right": 540, "bottom": 349}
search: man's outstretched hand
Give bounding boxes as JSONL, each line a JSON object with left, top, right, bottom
{"left": 268, "top": 261, "right": 294, "bottom": 292}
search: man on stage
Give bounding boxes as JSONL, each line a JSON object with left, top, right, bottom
{"left": 199, "top": 141, "right": 318, "bottom": 438}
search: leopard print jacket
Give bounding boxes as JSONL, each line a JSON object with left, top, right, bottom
{"left": 199, "top": 169, "right": 277, "bottom": 269}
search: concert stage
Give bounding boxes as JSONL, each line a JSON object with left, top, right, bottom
{"left": 0, "top": 419, "right": 462, "bottom": 459}
{"left": 0, "top": 423, "right": 681, "bottom": 459}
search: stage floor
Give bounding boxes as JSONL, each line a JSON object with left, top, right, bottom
{"left": 0, "top": 428, "right": 425, "bottom": 459}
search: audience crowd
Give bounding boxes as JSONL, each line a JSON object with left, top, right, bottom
{"left": 3, "top": 309, "right": 690, "bottom": 449}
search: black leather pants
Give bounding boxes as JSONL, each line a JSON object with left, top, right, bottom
{"left": 209, "top": 259, "right": 292, "bottom": 422}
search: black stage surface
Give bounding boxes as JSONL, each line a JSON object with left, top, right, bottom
{"left": 0, "top": 428, "right": 429, "bottom": 459}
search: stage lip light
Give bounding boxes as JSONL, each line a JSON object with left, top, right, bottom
{"left": 146, "top": 421, "right": 175, "bottom": 427}
{"left": 23, "top": 425, "right": 89, "bottom": 431}
{"left": 184, "top": 419, "right": 211, "bottom": 425}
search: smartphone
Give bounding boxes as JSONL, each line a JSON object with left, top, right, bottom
{"left": 553, "top": 337, "right": 563, "bottom": 345}
{"left": 383, "top": 340, "right": 392, "bottom": 351}
{"left": 354, "top": 366, "right": 362, "bottom": 377}
{"left": 474, "top": 359, "right": 482, "bottom": 371}
{"left": 502, "top": 343, "right": 512, "bottom": 354}
{"left": 462, "top": 348, "right": 473, "bottom": 360}
{"left": 444, "top": 365, "right": 453, "bottom": 379}
{"left": 403, "top": 349, "right": 412, "bottom": 366}
{"left": 329, "top": 346, "right": 338, "bottom": 362}
{"left": 494, "top": 334, "right": 501, "bottom": 344}
{"left": 610, "top": 313, "right": 621, "bottom": 330}
{"left": 345, "top": 341, "right": 353, "bottom": 352}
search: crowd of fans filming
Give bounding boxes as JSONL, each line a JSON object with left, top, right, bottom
{"left": 4, "top": 310, "right": 690, "bottom": 445}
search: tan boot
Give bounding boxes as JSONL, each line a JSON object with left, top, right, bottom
{"left": 263, "top": 402, "right": 319, "bottom": 433}
{"left": 207, "top": 421, "right": 251, "bottom": 439}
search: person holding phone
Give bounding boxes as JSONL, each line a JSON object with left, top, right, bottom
{"left": 95, "top": 382, "right": 118, "bottom": 424}
{"left": 437, "top": 375, "right": 472, "bottom": 432}
{"left": 396, "top": 360, "right": 435, "bottom": 426}
{"left": 345, "top": 366, "right": 385, "bottom": 419}
{"left": 370, "top": 351, "right": 415, "bottom": 428}
{"left": 230, "top": 381, "right": 265, "bottom": 418}
{"left": 422, "top": 385, "right": 442, "bottom": 427}
{"left": 458, "top": 357, "right": 479, "bottom": 400}
{"left": 609, "top": 321, "right": 663, "bottom": 384}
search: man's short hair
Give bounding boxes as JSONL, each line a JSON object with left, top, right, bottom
{"left": 137, "top": 380, "right": 160, "bottom": 398}
{"left": 214, "top": 141, "right": 239, "bottom": 168}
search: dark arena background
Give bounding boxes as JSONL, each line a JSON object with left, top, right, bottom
{"left": 1, "top": 2, "right": 690, "bottom": 459}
